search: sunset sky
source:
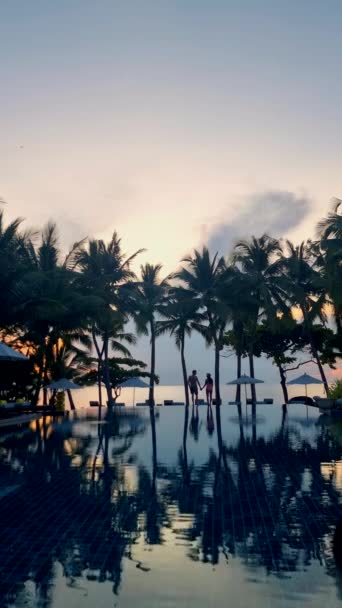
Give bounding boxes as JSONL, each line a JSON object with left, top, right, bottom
{"left": 1, "top": 1, "right": 341, "bottom": 384}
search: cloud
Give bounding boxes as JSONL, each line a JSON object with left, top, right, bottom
{"left": 207, "top": 190, "right": 312, "bottom": 256}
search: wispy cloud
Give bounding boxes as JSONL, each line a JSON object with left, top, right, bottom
{"left": 207, "top": 190, "right": 312, "bottom": 256}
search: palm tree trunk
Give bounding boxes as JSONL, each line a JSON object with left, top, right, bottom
{"left": 149, "top": 320, "right": 156, "bottom": 406}
{"left": 103, "top": 334, "right": 113, "bottom": 405}
{"left": 277, "top": 362, "right": 288, "bottom": 403}
{"left": 92, "top": 327, "right": 103, "bottom": 406}
{"left": 49, "top": 389, "right": 57, "bottom": 407}
{"left": 252, "top": 412, "right": 257, "bottom": 443}
{"left": 248, "top": 350, "right": 257, "bottom": 403}
{"left": 237, "top": 401, "right": 244, "bottom": 438}
{"left": 42, "top": 352, "right": 48, "bottom": 406}
{"left": 97, "top": 361, "right": 102, "bottom": 406}
{"left": 235, "top": 351, "right": 242, "bottom": 402}
{"left": 33, "top": 359, "right": 44, "bottom": 406}
{"left": 310, "top": 341, "right": 329, "bottom": 395}
{"left": 67, "top": 389, "right": 76, "bottom": 411}
{"left": 302, "top": 309, "right": 329, "bottom": 395}
{"left": 214, "top": 343, "right": 221, "bottom": 405}
{"left": 180, "top": 334, "right": 189, "bottom": 406}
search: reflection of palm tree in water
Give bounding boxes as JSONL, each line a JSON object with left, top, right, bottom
{"left": 182, "top": 404, "right": 190, "bottom": 482}
{"left": 180, "top": 404, "right": 342, "bottom": 577}
{"left": 144, "top": 406, "right": 163, "bottom": 544}
{"left": 332, "top": 520, "right": 342, "bottom": 600}
{"left": 189, "top": 403, "right": 201, "bottom": 441}
{"left": 206, "top": 403, "right": 215, "bottom": 436}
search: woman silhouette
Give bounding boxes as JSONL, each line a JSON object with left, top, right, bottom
{"left": 202, "top": 373, "right": 214, "bottom": 406}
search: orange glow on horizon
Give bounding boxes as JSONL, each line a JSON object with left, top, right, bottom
{"left": 330, "top": 368, "right": 342, "bottom": 378}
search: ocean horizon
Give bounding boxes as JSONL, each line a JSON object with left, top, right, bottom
{"left": 61, "top": 382, "right": 327, "bottom": 409}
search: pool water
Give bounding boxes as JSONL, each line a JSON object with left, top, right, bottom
{"left": 1, "top": 403, "right": 342, "bottom": 607}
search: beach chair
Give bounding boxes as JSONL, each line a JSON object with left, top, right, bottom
{"left": 13, "top": 402, "right": 32, "bottom": 410}
{"left": 107, "top": 400, "right": 125, "bottom": 407}
{"left": 89, "top": 400, "right": 100, "bottom": 407}
{"left": 164, "top": 400, "right": 174, "bottom": 405}
{"left": 288, "top": 396, "right": 315, "bottom": 406}
{"left": 315, "top": 397, "right": 334, "bottom": 412}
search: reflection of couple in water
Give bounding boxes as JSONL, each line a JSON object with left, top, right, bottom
{"left": 188, "top": 370, "right": 215, "bottom": 439}
{"left": 189, "top": 401, "right": 215, "bottom": 439}
{"left": 188, "top": 370, "right": 213, "bottom": 406}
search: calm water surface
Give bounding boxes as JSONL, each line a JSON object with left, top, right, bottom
{"left": 1, "top": 403, "right": 342, "bottom": 607}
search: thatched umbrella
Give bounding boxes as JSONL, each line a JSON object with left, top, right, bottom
{"left": 47, "top": 378, "right": 82, "bottom": 410}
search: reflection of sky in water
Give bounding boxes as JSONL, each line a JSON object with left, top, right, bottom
{"left": 1, "top": 404, "right": 342, "bottom": 607}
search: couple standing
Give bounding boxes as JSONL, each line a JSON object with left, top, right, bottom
{"left": 188, "top": 370, "right": 213, "bottom": 406}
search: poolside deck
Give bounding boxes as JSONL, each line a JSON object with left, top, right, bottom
{"left": 0, "top": 413, "right": 42, "bottom": 428}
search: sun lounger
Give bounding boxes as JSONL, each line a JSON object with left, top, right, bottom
{"left": 0, "top": 402, "right": 32, "bottom": 412}
{"left": 288, "top": 396, "right": 315, "bottom": 406}
{"left": 315, "top": 397, "right": 335, "bottom": 412}
{"left": 0, "top": 403, "right": 17, "bottom": 412}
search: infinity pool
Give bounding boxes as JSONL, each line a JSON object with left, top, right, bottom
{"left": 1, "top": 404, "right": 342, "bottom": 607}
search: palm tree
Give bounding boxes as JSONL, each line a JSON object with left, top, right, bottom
{"left": 12, "top": 222, "right": 98, "bottom": 404}
{"left": 91, "top": 311, "right": 136, "bottom": 405}
{"left": 219, "top": 267, "right": 256, "bottom": 402}
{"left": 232, "top": 234, "right": 284, "bottom": 401}
{"left": 175, "top": 247, "right": 227, "bottom": 406}
{"left": 130, "top": 264, "right": 169, "bottom": 406}
{"left": 316, "top": 202, "right": 342, "bottom": 335}
{"left": 76, "top": 232, "right": 143, "bottom": 405}
{"left": 311, "top": 239, "right": 342, "bottom": 337}
{"left": 317, "top": 198, "right": 342, "bottom": 240}
{"left": 156, "top": 288, "right": 203, "bottom": 406}
{"left": 279, "top": 240, "right": 329, "bottom": 393}
{"left": 255, "top": 316, "right": 302, "bottom": 404}
{"left": 0, "top": 211, "right": 34, "bottom": 332}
